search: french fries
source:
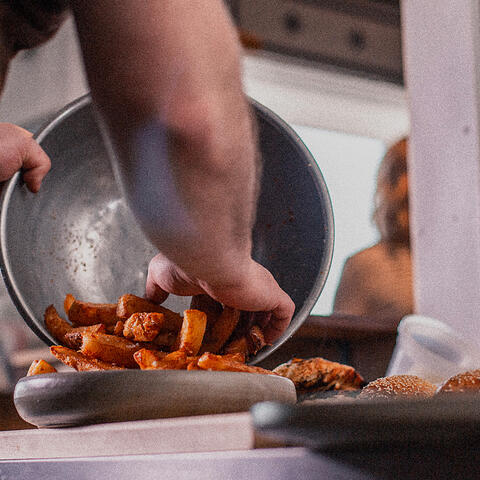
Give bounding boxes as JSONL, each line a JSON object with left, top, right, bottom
{"left": 79, "top": 332, "right": 145, "bottom": 368}
{"left": 134, "top": 349, "right": 195, "bottom": 370}
{"left": 37, "top": 292, "right": 275, "bottom": 377}
{"left": 50, "top": 346, "right": 124, "bottom": 371}
{"left": 27, "top": 359, "right": 57, "bottom": 376}
{"left": 66, "top": 294, "right": 118, "bottom": 326}
{"left": 64, "top": 324, "right": 107, "bottom": 350}
{"left": 45, "top": 304, "right": 105, "bottom": 349}
{"left": 175, "top": 309, "right": 207, "bottom": 355}
{"left": 223, "top": 336, "right": 249, "bottom": 356}
{"left": 112, "top": 320, "right": 124, "bottom": 336}
{"left": 117, "top": 294, "right": 183, "bottom": 332}
{"left": 197, "top": 352, "right": 274, "bottom": 375}
{"left": 200, "top": 306, "right": 241, "bottom": 354}
{"left": 44, "top": 305, "right": 74, "bottom": 346}
{"left": 247, "top": 325, "right": 268, "bottom": 356}
{"left": 123, "top": 312, "right": 165, "bottom": 342}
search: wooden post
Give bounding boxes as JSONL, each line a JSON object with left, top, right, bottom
{"left": 402, "top": 1, "right": 480, "bottom": 340}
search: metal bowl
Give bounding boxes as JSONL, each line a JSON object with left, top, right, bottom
{"left": 0, "top": 94, "right": 333, "bottom": 363}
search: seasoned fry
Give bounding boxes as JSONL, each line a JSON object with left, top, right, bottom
{"left": 152, "top": 331, "right": 177, "bottom": 349}
{"left": 44, "top": 305, "right": 73, "bottom": 345}
{"left": 35, "top": 292, "right": 275, "bottom": 380}
{"left": 175, "top": 309, "right": 207, "bottom": 355}
{"left": 190, "top": 295, "right": 223, "bottom": 331}
{"left": 123, "top": 312, "right": 165, "bottom": 342}
{"left": 197, "top": 352, "right": 274, "bottom": 375}
{"left": 187, "top": 360, "right": 201, "bottom": 370}
{"left": 247, "top": 325, "right": 268, "bottom": 356}
{"left": 133, "top": 349, "right": 168, "bottom": 370}
{"left": 27, "top": 359, "right": 57, "bottom": 376}
{"left": 64, "top": 293, "right": 75, "bottom": 315}
{"left": 64, "top": 324, "right": 107, "bottom": 349}
{"left": 223, "top": 336, "right": 248, "bottom": 357}
{"left": 50, "top": 346, "right": 124, "bottom": 371}
{"left": 80, "top": 332, "right": 145, "bottom": 368}
{"left": 116, "top": 294, "right": 183, "bottom": 332}
{"left": 222, "top": 352, "right": 246, "bottom": 364}
{"left": 134, "top": 349, "right": 197, "bottom": 370}
{"left": 66, "top": 294, "right": 118, "bottom": 326}
{"left": 113, "top": 320, "right": 124, "bottom": 336}
{"left": 200, "top": 307, "right": 241, "bottom": 354}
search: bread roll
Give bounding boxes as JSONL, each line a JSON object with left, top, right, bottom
{"left": 358, "top": 374, "right": 436, "bottom": 399}
{"left": 437, "top": 369, "right": 480, "bottom": 394}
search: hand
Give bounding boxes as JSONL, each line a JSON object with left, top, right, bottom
{"left": 145, "top": 252, "right": 295, "bottom": 344}
{"left": 0, "top": 123, "right": 51, "bottom": 192}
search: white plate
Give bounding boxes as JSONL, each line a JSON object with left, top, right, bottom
{"left": 14, "top": 369, "right": 296, "bottom": 428}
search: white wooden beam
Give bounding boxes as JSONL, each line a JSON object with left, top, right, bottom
{"left": 402, "top": 1, "right": 480, "bottom": 340}
{"left": 243, "top": 52, "right": 408, "bottom": 142}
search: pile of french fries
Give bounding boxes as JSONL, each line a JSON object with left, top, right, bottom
{"left": 27, "top": 293, "right": 274, "bottom": 377}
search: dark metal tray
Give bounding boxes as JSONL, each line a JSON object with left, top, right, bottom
{"left": 251, "top": 394, "right": 480, "bottom": 451}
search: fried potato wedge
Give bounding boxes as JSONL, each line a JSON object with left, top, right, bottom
{"left": 176, "top": 309, "right": 207, "bottom": 355}
{"left": 199, "top": 307, "right": 241, "bottom": 354}
{"left": 79, "top": 332, "right": 145, "bottom": 368}
{"left": 50, "top": 346, "right": 124, "bottom": 371}
{"left": 152, "top": 331, "right": 177, "bottom": 350}
{"left": 223, "top": 325, "right": 267, "bottom": 358}
{"left": 66, "top": 294, "right": 118, "bottom": 326}
{"left": 63, "top": 324, "right": 107, "bottom": 350}
{"left": 27, "top": 359, "right": 57, "bottom": 376}
{"left": 246, "top": 325, "right": 268, "bottom": 356}
{"left": 223, "top": 336, "right": 248, "bottom": 357}
{"left": 134, "top": 349, "right": 196, "bottom": 370}
{"left": 117, "top": 294, "right": 183, "bottom": 332}
{"left": 197, "top": 352, "right": 273, "bottom": 375}
{"left": 64, "top": 293, "right": 75, "bottom": 314}
{"left": 113, "top": 320, "right": 124, "bottom": 336}
{"left": 123, "top": 312, "right": 165, "bottom": 342}
{"left": 44, "top": 305, "right": 73, "bottom": 345}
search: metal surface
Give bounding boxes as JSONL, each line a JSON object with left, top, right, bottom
{"left": 14, "top": 370, "right": 295, "bottom": 428}
{"left": 251, "top": 395, "right": 480, "bottom": 451}
{"left": 0, "top": 94, "right": 334, "bottom": 363}
{"left": 1, "top": 446, "right": 478, "bottom": 480}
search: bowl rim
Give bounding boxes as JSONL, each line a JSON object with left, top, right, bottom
{"left": 0, "top": 93, "right": 334, "bottom": 363}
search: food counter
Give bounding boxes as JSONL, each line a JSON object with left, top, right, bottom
{"left": 0, "top": 410, "right": 478, "bottom": 479}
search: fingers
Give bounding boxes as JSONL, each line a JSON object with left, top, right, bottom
{"left": 145, "top": 264, "right": 169, "bottom": 304}
{"left": 0, "top": 124, "right": 51, "bottom": 192}
{"left": 144, "top": 253, "right": 295, "bottom": 343}
{"left": 203, "top": 261, "right": 295, "bottom": 343}
{"left": 145, "top": 253, "right": 204, "bottom": 303}
{"left": 21, "top": 137, "right": 51, "bottom": 192}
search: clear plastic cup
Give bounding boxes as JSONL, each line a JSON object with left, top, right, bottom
{"left": 386, "top": 315, "right": 480, "bottom": 385}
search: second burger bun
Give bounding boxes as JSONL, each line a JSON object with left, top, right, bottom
{"left": 437, "top": 369, "right": 480, "bottom": 394}
{"left": 358, "top": 374, "right": 437, "bottom": 400}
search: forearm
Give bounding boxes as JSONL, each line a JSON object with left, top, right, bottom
{"left": 71, "top": 0, "right": 258, "bottom": 283}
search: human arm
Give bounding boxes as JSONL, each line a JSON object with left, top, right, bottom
{"left": 70, "top": 0, "right": 294, "bottom": 342}
{"left": 333, "top": 255, "right": 369, "bottom": 317}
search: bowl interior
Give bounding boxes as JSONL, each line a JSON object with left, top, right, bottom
{"left": 0, "top": 95, "right": 333, "bottom": 363}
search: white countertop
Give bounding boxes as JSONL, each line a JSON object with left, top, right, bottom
{"left": 0, "top": 412, "right": 255, "bottom": 460}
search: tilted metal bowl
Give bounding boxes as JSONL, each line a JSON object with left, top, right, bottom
{"left": 0, "top": 94, "right": 333, "bottom": 363}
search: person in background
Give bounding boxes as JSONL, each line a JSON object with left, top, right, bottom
{"left": 333, "top": 137, "right": 413, "bottom": 321}
{"left": 0, "top": 1, "right": 294, "bottom": 343}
